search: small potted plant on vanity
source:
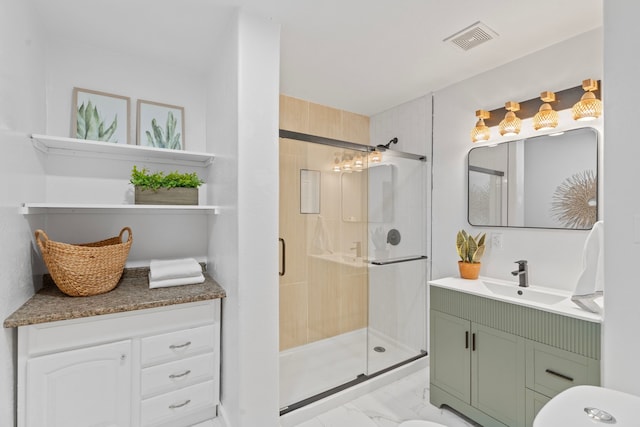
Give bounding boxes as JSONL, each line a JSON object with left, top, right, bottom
{"left": 130, "top": 166, "right": 204, "bottom": 205}
{"left": 456, "top": 229, "right": 486, "bottom": 280}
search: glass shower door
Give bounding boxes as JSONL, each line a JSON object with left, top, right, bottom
{"left": 279, "top": 137, "right": 369, "bottom": 410}
{"left": 366, "top": 153, "right": 428, "bottom": 374}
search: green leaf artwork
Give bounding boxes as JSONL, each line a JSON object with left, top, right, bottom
{"left": 76, "top": 101, "right": 118, "bottom": 143}
{"left": 145, "top": 111, "right": 182, "bottom": 150}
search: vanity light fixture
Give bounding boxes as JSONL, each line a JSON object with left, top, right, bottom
{"left": 533, "top": 91, "right": 559, "bottom": 131}
{"left": 332, "top": 153, "right": 342, "bottom": 172}
{"left": 572, "top": 79, "right": 602, "bottom": 121}
{"left": 353, "top": 154, "right": 364, "bottom": 171}
{"left": 499, "top": 101, "right": 522, "bottom": 136}
{"left": 470, "top": 110, "right": 491, "bottom": 143}
{"left": 341, "top": 154, "right": 353, "bottom": 172}
{"left": 369, "top": 150, "right": 382, "bottom": 164}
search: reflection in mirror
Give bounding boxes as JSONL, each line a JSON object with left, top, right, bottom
{"left": 300, "top": 169, "right": 320, "bottom": 214}
{"left": 341, "top": 171, "right": 367, "bottom": 222}
{"left": 468, "top": 127, "right": 598, "bottom": 229}
{"left": 368, "top": 164, "right": 394, "bottom": 223}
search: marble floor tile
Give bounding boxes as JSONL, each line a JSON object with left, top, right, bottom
{"left": 288, "top": 369, "right": 479, "bottom": 427}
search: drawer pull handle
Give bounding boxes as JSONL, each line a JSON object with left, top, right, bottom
{"left": 169, "top": 370, "right": 192, "bottom": 379}
{"left": 545, "top": 369, "right": 574, "bottom": 382}
{"left": 465, "top": 331, "right": 469, "bottom": 349}
{"left": 169, "top": 399, "right": 191, "bottom": 409}
{"left": 169, "top": 341, "right": 192, "bottom": 350}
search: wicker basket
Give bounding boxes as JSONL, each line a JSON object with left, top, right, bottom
{"left": 35, "top": 227, "right": 133, "bottom": 297}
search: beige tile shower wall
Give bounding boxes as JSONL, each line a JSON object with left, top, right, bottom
{"left": 279, "top": 138, "right": 309, "bottom": 350}
{"left": 279, "top": 95, "right": 370, "bottom": 144}
{"left": 279, "top": 95, "right": 370, "bottom": 351}
{"left": 308, "top": 258, "right": 368, "bottom": 342}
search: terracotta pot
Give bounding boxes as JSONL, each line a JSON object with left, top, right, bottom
{"left": 458, "top": 261, "right": 481, "bottom": 280}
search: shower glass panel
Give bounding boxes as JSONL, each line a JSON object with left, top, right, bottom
{"left": 367, "top": 154, "right": 428, "bottom": 374}
{"left": 279, "top": 137, "right": 369, "bottom": 409}
{"left": 279, "top": 135, "right": 428, "bottom": 412}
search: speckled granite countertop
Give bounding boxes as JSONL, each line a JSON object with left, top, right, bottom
{"left": 3, "top": 267, "right": 226, "bottom": 328}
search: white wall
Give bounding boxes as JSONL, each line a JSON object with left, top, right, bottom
{"left": 45, "top": 39, "right": 207, "bottom": 151}
{"left": 207, "top": 9, "right": 281, "bottom": 426}
{"left": 432, "top": 29, "right": 603, "bottom": 292}
{"left": 602, "top": 2, "right": 640, "bottom": 395}
{"left": 371, "top": 95, "right": 432, "bottom": 158}
{"left": 0, "top": 1, "right": 46, "bottom": 425}
{"left": 33, "top": 32, "right": 214, "bottom": 266}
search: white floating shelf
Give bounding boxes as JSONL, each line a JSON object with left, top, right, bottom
{"left": 21, "top": 203, "right": 220, "bottom": 215}
{"left": 31, "top": 134, "right": 215, "bottom": 167}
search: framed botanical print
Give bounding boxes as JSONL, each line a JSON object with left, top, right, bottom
{"left": 72, "top": 87, "right": 130, "bottom": 144}
{"left": 137, "top": 100, "right": 185, "bottom": 150}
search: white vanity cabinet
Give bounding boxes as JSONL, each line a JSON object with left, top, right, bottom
{"left": 16, "top": 299, "right": 221, "bottom": 427}
{"left": 26, "top": 339, "right": 132, "bottom": 427}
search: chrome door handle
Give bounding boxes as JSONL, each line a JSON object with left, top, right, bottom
{"left": 169, "top": 370, "right": 191, "bottom": 379}
{"left": 169, "top": 399, "right": 191, "bottom": 409}
{"left": 169, "top": 341, "right": 191, "bottom": 350}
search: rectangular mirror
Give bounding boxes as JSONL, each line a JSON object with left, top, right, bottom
{"left": 300, "top": 169, "right": 320, "bottom": 214}
{"left": 468, "top": 127, "right": 598, "bottom": 229}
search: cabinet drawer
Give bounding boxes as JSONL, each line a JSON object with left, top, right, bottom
{"left": 142, "top": 324, "right": 216, "bottom": 366}
{"left": 141, "top": 352, "right": 215, "bottom": 398}
{"left": 141, "top": 380, "right": 217, "bottom": 426}
{"left": 525, "top": 389, "right": 551, "bottom": 427}
{"left": 526, "top": 341, "right": 599, "bottom": 397}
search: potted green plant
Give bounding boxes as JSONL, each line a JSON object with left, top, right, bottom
{"left": 130, "top": 166, "right": 204, "bottom": 205}
{"left": 456, "top": 230, "right": 486, "bottom": 279}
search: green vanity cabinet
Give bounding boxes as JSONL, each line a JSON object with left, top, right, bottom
{"left": 430, "top": 285, "right": 601, "bottom": 427}
{"left": 431, "top": 311, "right": 525, "bottom": 427}
{"left": 431, "top": 311, "right": 472, "bottom": 403}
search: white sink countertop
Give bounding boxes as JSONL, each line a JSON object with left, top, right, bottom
{"left": 429, "top": 276, "right": 602, "bottom": 323}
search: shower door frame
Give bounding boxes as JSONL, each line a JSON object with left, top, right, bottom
{"left": 278, "top": 130, "right": 428, "bottom": 415}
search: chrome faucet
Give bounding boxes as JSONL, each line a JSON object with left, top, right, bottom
{"left": 350, "top": 241, "right": 362, "bottom": 258}
{"left": 511, "top": 260, "right": 529, "bottom": 287}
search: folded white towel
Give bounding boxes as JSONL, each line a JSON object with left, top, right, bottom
{"left": 150, "top": 258, "right": 202, "bottom": 281}
{"left": 571, "top": 220, "right": 604, "bottom": 314}
{"left": 148, "top": 272, "right": 205, "bottom": 289}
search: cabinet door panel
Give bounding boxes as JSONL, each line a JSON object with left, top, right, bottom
{"left": 26, "top": 340, "right": 131, "bottom": 427}
{"left": 430, "top": 310, "right": 471, "bottom": 403}
{"left": 472, "top": 324, "right": 525, "bottom": 427}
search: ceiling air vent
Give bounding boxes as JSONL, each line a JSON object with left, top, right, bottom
{"left": 444, "top": 21, "right": 499, "bottom": 51}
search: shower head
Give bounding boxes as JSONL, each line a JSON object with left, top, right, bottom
{"left": 376, "top": 137, "right": 398, "bottom": 151}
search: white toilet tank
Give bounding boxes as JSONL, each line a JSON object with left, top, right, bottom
{"left": 534, "top": 385, "right": 640, "bottom": 426}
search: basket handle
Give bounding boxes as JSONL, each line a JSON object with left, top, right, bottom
{"left": 119, "top": 227, "right": 133, "bottom": 243}
{"left": 34, "top": 229, "right": 49, "bottom": 253}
